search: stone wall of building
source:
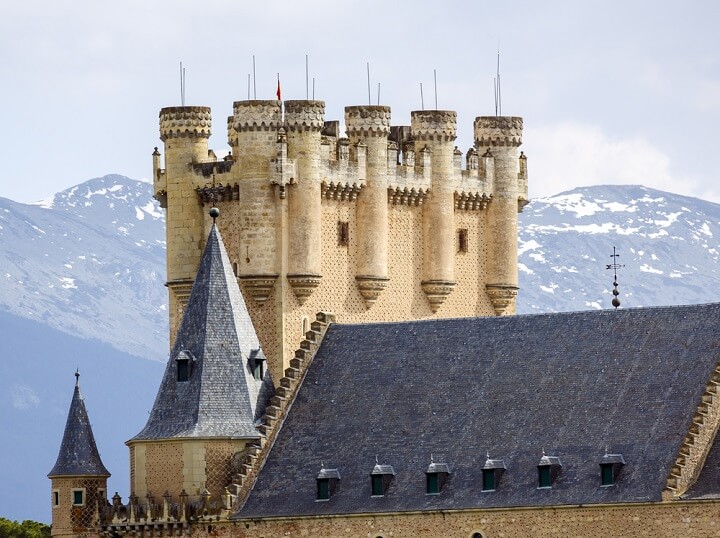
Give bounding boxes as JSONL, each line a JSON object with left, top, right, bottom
{"left": 185, "top": 501, "right": 720, "bottom": 538}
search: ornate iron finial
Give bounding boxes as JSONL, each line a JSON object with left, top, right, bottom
{"left": 375, "top": 454, "right": 379, "bottom": 464}
{"left": 606, "top": 246, "right": 624, "bottom": 309}
{"left": 430, "top": 453, "right": 434, "bottom": 463}
{"left": 208, "top": 173, "right": 220, "bottom": 223}
{"left": 75, "top": 368, "right": 80, "bottom": 386}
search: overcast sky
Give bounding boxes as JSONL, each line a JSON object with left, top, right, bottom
{"left": 2, "top": 0, "right": 719, "bottom": 203}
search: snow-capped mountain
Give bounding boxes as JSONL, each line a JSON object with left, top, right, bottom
{"left": 0, "top": 174, "right": 167, "bottom": 360}
{"left": 518, "top": 185, "right": 720, "bottom": 313}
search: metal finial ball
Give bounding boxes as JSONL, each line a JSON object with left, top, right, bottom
{"left": 612, "top": 288, "right": 619, "bottom": 296}
{"left": 209, "top": 207, "right": 220, "bottom": 219}
{"left": 612, "top": 298, "right": 621, "bottom": 308}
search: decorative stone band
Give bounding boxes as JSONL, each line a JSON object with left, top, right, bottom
{"left": 474, "top": 116, "right": 523, "bottom": 147}
{"left": 232, "top": 100, "right": 283, "bottom": 132}
{"left": 166, "top": 279, "right": 195, "bottom": 309}
{"left": 322, "top": 181, "right": 362, "bottom": 201}
{"left": 355, "top": 276, "right": 390, "bottom": 309}
{"left": 456, "top": 191, "right": 491, "bottom": 210}
{"left": 410, "top": 110, "right": 457, "bottom": 142}
{"left": 159, "top": 107, "right": 212, "bottom": 141}
{"left": 387, "top": 186, "right": 428, "bottom": 206}
{"left": 238, "top": 274, "right": 279, "bottom": 305}
{"left": 421, "top": 280, "right": 456, "bottom": 312}
{"left": 485, "top": 283, "right": 519, "bottom": 315}
{"left": 286, "top": 273, "right": 322, "bottom": 305}
{"left": 344, "top": 105, "right": 391, "bottom": 137}
{"left": 284, "top": 100, "right": 325, "bottom": 132}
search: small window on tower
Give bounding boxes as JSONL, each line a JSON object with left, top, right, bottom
{"left": 175, "top": 350, "right": 194, "bottom": 382}
{"left": 338, "top": 221, "right": 349, "bottom": 246}
{"left": 457, "top": 229, "right": 468, "bottom": 253}
{"left": 249, "top": 348, "right": 267, "bottom": 381}
{"left": 72, "top": 489, "right": 85, "bottom": 506}
{"left": 53, "top": 490, "right": 59, "bottom": 507}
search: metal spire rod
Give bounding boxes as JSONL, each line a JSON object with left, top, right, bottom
{"left": 366, "top": 62, "right": 371, "bottom": 105}
{"left": 420, "top": 82, "right": 424, "bottom": 110}
{"left": 252, "top": 55, "right": 257, "bottom": 99}
{"left": 433, "top": 69, "right": 438, "bottom": 109}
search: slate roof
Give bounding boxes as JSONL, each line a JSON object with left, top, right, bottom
{"left": 48, "top": 374, "right": 110, "bottom": 478}
{"left": 238, "top": 303, "right": 720, "bottom": 518}
{"left": 131, "top": 224, "right": 273, "bottom": 441}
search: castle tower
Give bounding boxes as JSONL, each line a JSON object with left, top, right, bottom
{"left": 127, "top": 220, "right": 274, "bottom": 504}
{"left": 345, "top": 106, "right": 391, "bottom": 307}
{"left": 411, "top": 110, "right": 458, "bottom": 311}
{"left": 154, "top": 96, "right": 528, "bottom": 382}
{"left": 157, "top": 106, "right": 212, "bottom": 345}
{"left": 284, "top": 100, "right": 325, "bottom": 304}
{"left": 474, "top": 116, "right": 524, "bottom": 314}
{"left": 48, "top": 372, "right": 110, "bottom": 537}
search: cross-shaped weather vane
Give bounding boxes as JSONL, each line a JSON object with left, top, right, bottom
{"left": 606, "top": 246, "right": 624, "bottom": 309}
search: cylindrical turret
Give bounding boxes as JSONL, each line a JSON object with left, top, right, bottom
{"left": 345, "top": 105, "right": 391, "bottom": 307}
{"left": 474, "top": 116, "right": 523, "bottom": 315}
{"left": 232, "top": 100, "right": 283, "bottom": 178}
{"left": 285, "top": 100, "right": 325, "bottom": 304}
{"left": 159, "top": 106, "right": 211, "bottom": 340}
{"left": 232, "top": 101, "right": 283, "bottom": 299}
{"left": 411, "top": 110, "right": 457, "bottom": 312}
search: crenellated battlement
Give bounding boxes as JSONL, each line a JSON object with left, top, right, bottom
{"left": 410, "top": 110, "right": 457, "bottom": 142}
{"left": 159, "top": 106, "right": 212, "bottom": 141}
{"left": 284, "top": 100, "right": 325, "bottom": 132}
{"left": 474, "top": 115, "right": 523, "bottom": 147}
{"left": 232, "top": 100, "right": 283, "bottom": 132}
{"left": 345, "top": 105, "right": 392, "bottom": 137}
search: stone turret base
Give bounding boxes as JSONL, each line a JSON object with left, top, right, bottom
{"left": 486, "top": 284, "right": 519, "bottom": 315}
{"left": 287, "top": 274, "right": 322, "bottom": 305}
{"left": 355, "top": 276, "right": 390, "bottom": 309}
{"left": 421, "top": 280, "right": 456, "bottom": 313}
{"left": 239, "top": 274, "right": 279, "bottom": 305}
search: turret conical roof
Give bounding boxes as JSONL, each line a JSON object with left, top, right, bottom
{"left": 48, "top": 373, "right": 110, "bottom": 477}
{"left": 131, "top": 224, "right": 273, "bottom": 441}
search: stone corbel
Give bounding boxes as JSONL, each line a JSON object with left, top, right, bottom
{"left": 421, "top": 280, "right": 456, "bottom": 313}
{"left": 287, "top": 274, "right": 322, "bottom": 305}
{"left": 485, "top": 284, "right": 519, "bottom": 315}
{"left": 355, "top": 276, "right": 390, "bottom": 309}
{"left": 238, "top": 274, "right": 279, "bottom": 305}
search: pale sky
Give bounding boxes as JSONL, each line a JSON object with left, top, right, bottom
{"left": 2, "top": 0, "right": 719, "bottom": 203}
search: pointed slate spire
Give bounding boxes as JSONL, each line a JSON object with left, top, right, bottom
{"left": 131, "top": 224, "right": 273, "bottom": 441}
{"left": 48, "top": 372, "right": 110, "bottom": 477}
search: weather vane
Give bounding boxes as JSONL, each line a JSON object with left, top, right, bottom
{"left": 606, "top": 246, "right": 624, "bottom": 309}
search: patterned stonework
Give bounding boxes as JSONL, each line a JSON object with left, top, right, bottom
{"left": 286, "top": 274, "right": 323, "bottom": 305}
{"left": 344, "top": 105, "right": 391, "bottom": 137}
{"left": 474, "top": 116, "right": 523, "bottom": 147}
{"left": 284, "top": 100, "right": 325, "bottom": 132}
{"left": 355, "top": 276, "right": 390, "bottom": 308}
{"left": 159, "top": 107, "right": 212, "bottom": 141}
{"left": 421, "top": 280, "right": 457, "bottom": 312}
{"left": 232, "top": 100, "right": 282, "bottom": 132}
{"left": 410, "top": 110, "right": 457, "bottom": 141}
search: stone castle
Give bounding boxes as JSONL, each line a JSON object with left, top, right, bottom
{"left": 49, "top": 95, "right": 720, "bottom": 538}
{"left": 152, "top": 101, "right": 527, "bottom": 381}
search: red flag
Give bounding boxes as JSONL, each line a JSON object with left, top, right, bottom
{"left": 276, "top": 77, "right": 281, "bottom": 101}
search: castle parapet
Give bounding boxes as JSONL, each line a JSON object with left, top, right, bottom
{"left": 284, "top": 100, "right": 325, "bottom": 132}
{"left": 233, "top": 100, "right": 283, "bottom": 132}
{"left": 159, "top": 106, "right": 212, "bottom": 141}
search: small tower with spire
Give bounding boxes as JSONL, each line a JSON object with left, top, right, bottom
{"left": 127, "top": 208, "right": 274, "bottom": 505}
{"left": 48, "top": 371, "right": 110, "bottom": 537}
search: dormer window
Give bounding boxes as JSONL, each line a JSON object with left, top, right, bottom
{"left": 425, "top": 460, "right": 450, "bottom": 495}
{"left": 482, "top": 457, "right": 506, "bottom": 492}
{"left": 600, "top": 453, "right": 625, "bottom": 486}
{"left": 370, "top": 462, "right": 395, "bottom": 497}
{"left": 316, "top": 466, "right": 341, "bottom": 501}
{"left": 249, "top": 348, "right": 266, "bottom": 381}
{"left": 537, "top": 454, "right": 562, "bottom": 488}
{"left": 175, "top": 350, "right": 194, "bottom": 382}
